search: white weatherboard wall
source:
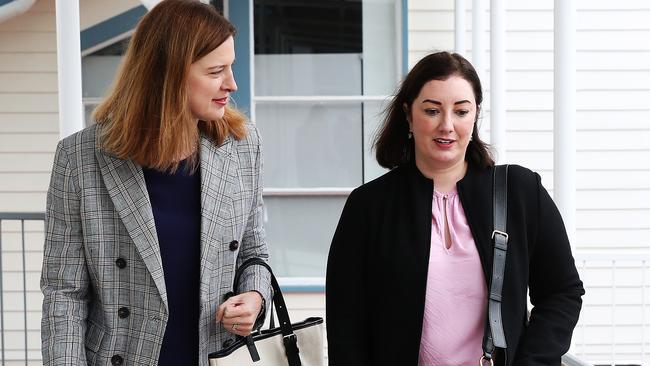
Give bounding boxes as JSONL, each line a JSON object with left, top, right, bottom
{"left": 410, "top": 0, "right": 650, "bottom": 364}
{"left": 0, "top": 1, "right": 57, "bottom": 361}
{"left": 0, "top": 0, "right": 58, "bottom": 213}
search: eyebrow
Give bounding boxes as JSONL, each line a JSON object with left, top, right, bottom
{"left": 421, "top": 99, "right": 472, "bottom": 105}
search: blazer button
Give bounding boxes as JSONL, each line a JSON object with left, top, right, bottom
{"left": 111, "top": 354, "right": 123, "bottom": 365}
{"left": 223, "top": 339, "right": 233, "bottom": 348}
{"left": 229, "top": 240, "right": 239, "bottom": 251}
{"left": 115, "top": 258, "right": 126, "bottom": 269}
{"left": 118, "top": 307, "right": 130, "bottom": 319}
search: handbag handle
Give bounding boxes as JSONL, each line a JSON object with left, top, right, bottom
{"left": 482, "top": 165, "right": 509, "bottom": 363}
{"left": 232, "top": 258, "right": 302, "bottom": 366}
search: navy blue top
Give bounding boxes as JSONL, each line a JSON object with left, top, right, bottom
{"left": 143, "top": 160, "right": 201, "bottom": 365}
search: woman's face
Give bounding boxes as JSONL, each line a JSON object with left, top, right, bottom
{"left": 187, "top": 36, "right": 237, "bottom": 121}
{"left": 407, "top": 75, "right": 476, "bottom": 173}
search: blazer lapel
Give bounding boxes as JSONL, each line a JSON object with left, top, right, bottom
{"left": 95, "top": 134, "right": 168, "bottom": 311}
{"left": 198, "top": 134, "right": 238, "bottom": 302}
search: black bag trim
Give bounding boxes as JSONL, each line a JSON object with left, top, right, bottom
{"left": 208, "top": 317, "right": 324, "bottom": 358}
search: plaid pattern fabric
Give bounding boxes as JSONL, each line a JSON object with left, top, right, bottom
{"left": 41, "top": 123, "right": 271, "bottom": 365}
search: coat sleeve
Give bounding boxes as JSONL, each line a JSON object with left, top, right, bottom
{"left": 512, "top": 173, "right": 585, "bottom": 365}
{"left": 326, "top": 188, "right": 371, "bottom": 365}
{"left": 40, "top": 141, "right": 90, "bottom": 365}
{"left": 235, "top": 127, "right": 272, "bottom": 319}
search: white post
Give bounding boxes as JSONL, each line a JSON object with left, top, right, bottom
{"left": 554, "top": 0, "right": 576, "bottom": 244}
{"left": 472, "top": 0, "right": 485, "bottom": 83}
{"left": 455, "top": 0, "right": 466, "bottom": 55}
{"left": 55, "top": 0, "right": 84, "bottom": 138}
{"left": 490, "top": 0, "right": 506, "bottom": 163}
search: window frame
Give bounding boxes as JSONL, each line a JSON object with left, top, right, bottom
{"left": 233, "top": 0, "right": 408, "bottom": 290}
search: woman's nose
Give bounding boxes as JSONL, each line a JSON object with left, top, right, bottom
{"left": 438, "top": 112, "right": 454, "bottom": 132}
{"left": 223, "top": 71, "right": 237, "bottom": 92}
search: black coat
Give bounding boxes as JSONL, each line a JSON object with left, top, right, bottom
{"left": 326, "top": 163, "right": 584, "bottom": 366}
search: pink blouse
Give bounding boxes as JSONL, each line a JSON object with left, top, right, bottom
{"left": 418, "top": 188, "right": 487, "bottom": 366}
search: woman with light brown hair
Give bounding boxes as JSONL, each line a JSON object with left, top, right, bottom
{"left": 40, "top": 1, "right": 271, "bottom": 364}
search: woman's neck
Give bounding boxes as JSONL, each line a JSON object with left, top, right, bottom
{"left": 416, "top": 159, "right": 468, "bottom": 194}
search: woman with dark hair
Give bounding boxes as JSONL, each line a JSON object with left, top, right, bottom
{"left": 40, "top": 1, "right": 270, "bottom": 364}
{"left": 326, "top": 51, "right": 584, "bottom": 365}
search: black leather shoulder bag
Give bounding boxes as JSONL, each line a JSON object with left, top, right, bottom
{"left": 481, "top": 164, "right": 509, "bottom": 366}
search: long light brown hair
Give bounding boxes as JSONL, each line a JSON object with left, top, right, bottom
{"left": 93, "top": 0, "right": 247, "bottom": 172}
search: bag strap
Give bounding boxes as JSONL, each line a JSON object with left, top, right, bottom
{"left": 232, "top": 258, "right": 301, "bottom": 366}
{"left": 482, "top": 165, "right": 509, "bottom": 364}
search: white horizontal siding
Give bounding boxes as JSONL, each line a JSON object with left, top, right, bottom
{"left": 0, "top": 113, "right": 58, "bottom": 132}
{"left": 410, "top": 49, "right": 650, "bottom": 70}
{"left": 0, "top": 133, "right": 59, "bottom": 153}
{"left": 0, "top": 32, "right": 57, "bottom": 53}
{"left": 79, "top": 0, "right": 141, "bottom": 29}
{"left": 410, "top": 9, "right": 650, "bottom": 31}
{"left": 0, "top": 12, "right": 55, "bottom": 32}
{"left": 0, "top": 153, "right": 55, "bottom": 173}
{"left": 0, "top": 26, "right": 54, "bottom": 362}
{"left": 0, "top": 73, "right": 58, "bottom": 93}
{"left": 0, "top": 53, "right": 58, "bottom": 72}
{"left": 409, "top": 0, "right": 650, "bottom": 11}
{"left": 0, "top": 0, "right": 58, "bottom": 216}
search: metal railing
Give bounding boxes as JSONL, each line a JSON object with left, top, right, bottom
{"left": 0, "top": 212, "right": 44, "bottom": 366}
{"left": 571, "top": 252, "right": 650, "bottom": 366}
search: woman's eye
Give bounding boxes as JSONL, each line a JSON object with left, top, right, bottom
{"left": 210, "top": 70, "right": 224, "bottom": 76}
{"left": 456, "top": 110, "right": 469, "bottom": 117}
{"left": 424, "top": 109, "right": 439, "bottom": 116}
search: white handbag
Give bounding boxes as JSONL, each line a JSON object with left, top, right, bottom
{"left": 208, "top": 258, "right": 325, "bottom": 366}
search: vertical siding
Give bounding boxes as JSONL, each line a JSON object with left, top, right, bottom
{"left": 409, "top": 0, "right": 650, "bottom": 363}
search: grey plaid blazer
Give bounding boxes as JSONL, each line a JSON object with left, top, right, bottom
{"left": 41, "top": 123, "right": 272, "bottom": 365}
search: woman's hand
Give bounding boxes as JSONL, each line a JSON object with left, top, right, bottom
{"left": 216, "top": 291, "right": 263, "bottom": 336}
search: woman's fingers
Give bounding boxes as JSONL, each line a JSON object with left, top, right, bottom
{"left": 216, "top": 291, "right": 263, "bottom": 336}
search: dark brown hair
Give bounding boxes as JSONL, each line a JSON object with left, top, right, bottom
{"left": 93, "top": 0, "right": 247, "bottom": 172}
{"left": 373, "top": 51, "right": 494, "bottom": 169}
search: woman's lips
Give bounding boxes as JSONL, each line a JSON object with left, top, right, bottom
{"left": 433, "top": 138, "right": 455, "bottom": 149}
{"left": 212, "top": 97, "right": 228, "bottom": 106}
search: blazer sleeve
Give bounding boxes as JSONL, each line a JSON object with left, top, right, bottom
{"left": 40, "top": 141, "right": 90, "bottom": 365}
{"left": 326, "top": 188, "right": 371, "bottom": 365}
{"left": 512, "top": 173, "right": 585, "bottom": 365}
{"left": 235, "top": 127, "right": 272, "bottom": 317}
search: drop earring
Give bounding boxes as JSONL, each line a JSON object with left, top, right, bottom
{"left": 408, "top": 131, "right": 413, "bottom": 139}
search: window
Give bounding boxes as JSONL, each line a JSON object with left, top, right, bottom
{"left": 250, "top": 0, "right": 403, "bottom": 278}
